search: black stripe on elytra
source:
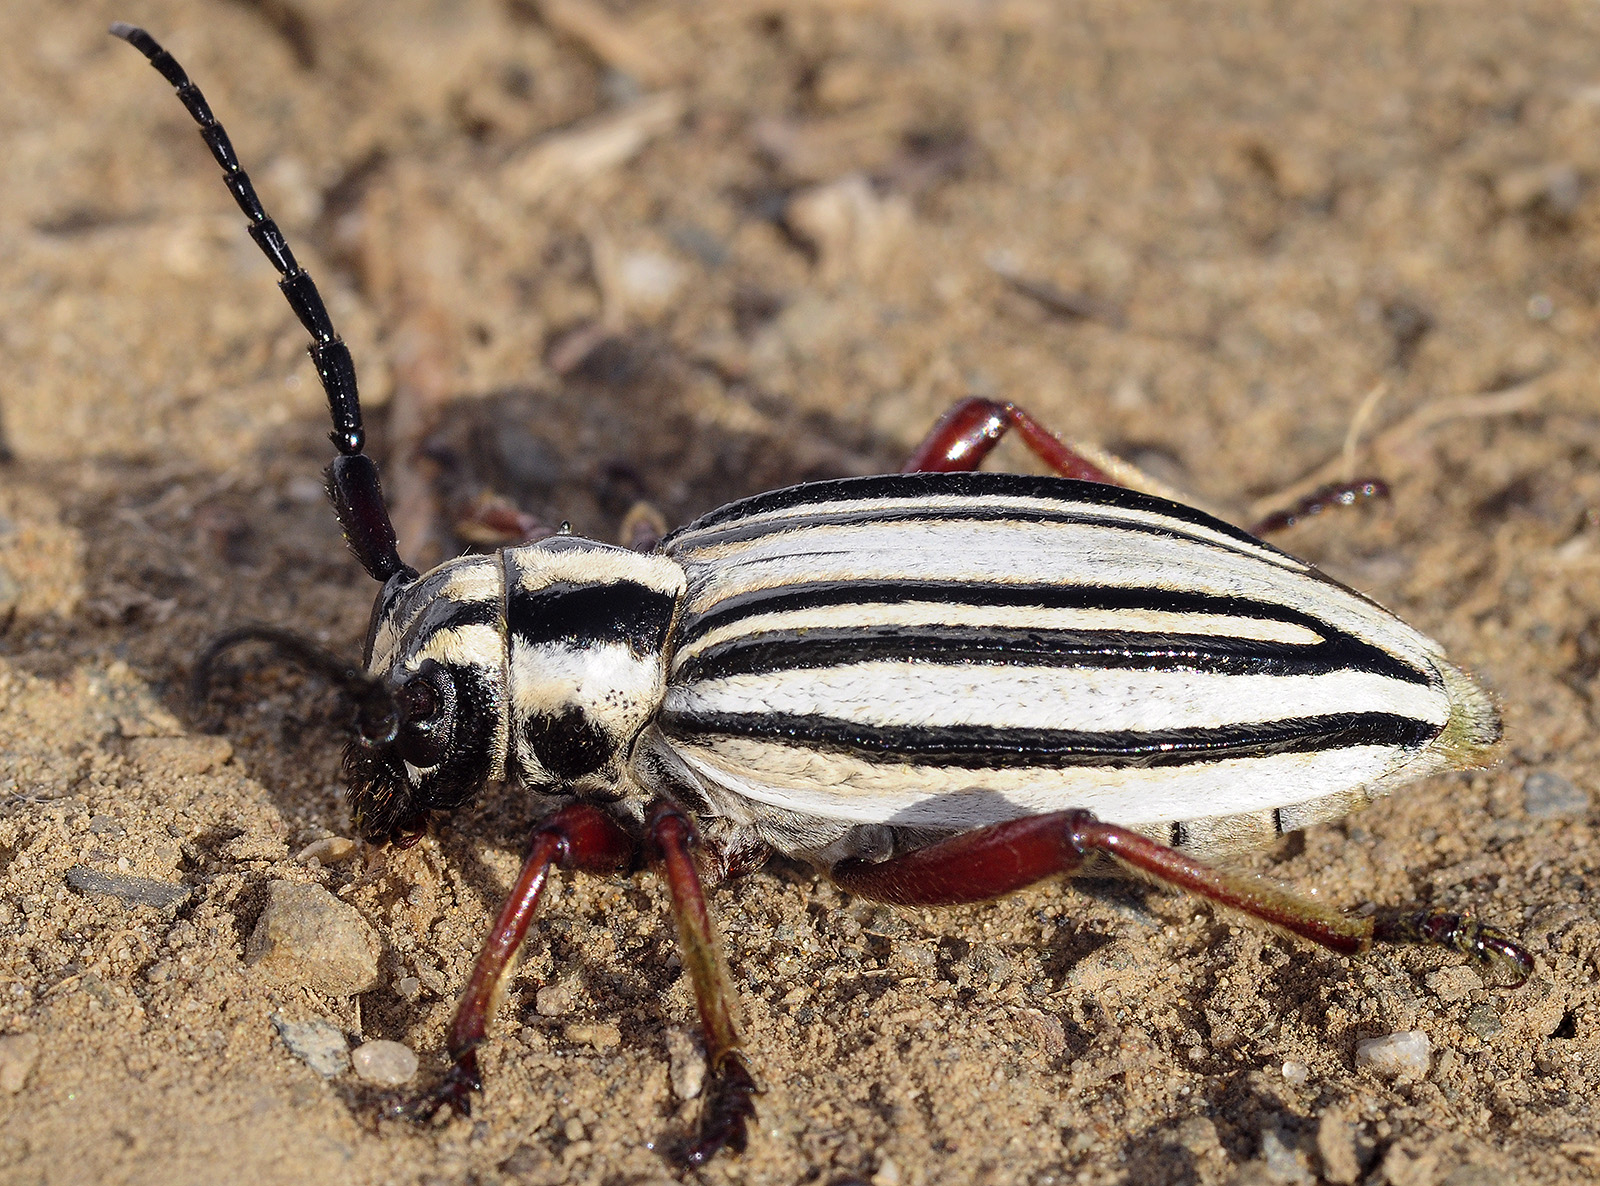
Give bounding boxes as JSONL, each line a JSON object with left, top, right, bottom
{"left": 507, "top": 580, "right": 677, "bottom": 657}
{"left": 658, "top": 710, "right": 1439, "bottom": 769}
{"left": 676, "top": 579, "right": 1430, "bottom": 685}
{"left": 669, "top": 471, "right": 1270, "bottom": 555}
{"left": 672, "top": 624, "right": 1401, "bottom": 685}
{"left": 668, "top": 501, "right": 1274, "bottom": 560}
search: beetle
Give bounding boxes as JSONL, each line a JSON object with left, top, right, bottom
{"left": 113, "top": 23, "right": 1534, "bottom": 1167}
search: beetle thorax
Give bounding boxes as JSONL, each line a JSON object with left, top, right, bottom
{"left": 504, "top": 538, "right": 685, "bottom": 793}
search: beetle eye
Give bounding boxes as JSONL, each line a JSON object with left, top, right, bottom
{"left": 395, "top": 665, "right": 455, "bottom": 770}
{"left": 397, "top": 677, "right": 440, "bottom": 724}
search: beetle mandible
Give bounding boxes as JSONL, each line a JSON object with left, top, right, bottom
{"left": 111, "top": 23, "right": 1534, "bottom": 1166}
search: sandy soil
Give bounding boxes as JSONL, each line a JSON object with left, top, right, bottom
{"left": 1, "top": 2, "right": 1598, "bottom": 1184}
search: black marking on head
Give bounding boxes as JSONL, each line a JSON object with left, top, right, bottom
{"left": 508, "top": 581, "right": 677, "bottom": 657}
{"left": 525, "top": 705, "right": 614, "bottom": 781}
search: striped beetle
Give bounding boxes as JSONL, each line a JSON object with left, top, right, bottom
{"left": 116, "top": 24, "right": 1534, "bottom": 1167}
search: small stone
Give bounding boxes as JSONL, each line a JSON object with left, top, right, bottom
{"left": 871, "top": 1154, "right": 902, "bottom": 1186}
{"left": 246, "top": 881, "right": 380, "bottom": 996}
{"left": 294, "top": 836, "right": 358, "bottom": 865}
{"left": 0, "top": 1034, "right": 41, "bottom": 1094}
{"left": 1523, "top": 772, "right": 1590, "bottom": 820}
{"left": 535, "top": 983, "right": 574, "bottom": 1017}
{"left": 1354, "top": 1030, "right": 1431, "bottom": 1079}
{"left": 1281, "top": 1060, "right": 1310, "bottom": 1085}
{"left": 1316, "top": 1111, "right": 1362, "bottom": 1185}
{"left": 64, "top": 865, "right": 190, "bottom": 911}
{"left": 1464, "top": 1002, "right": 1502, "bottom": 1039}
{"left": 666, "top": 1028, "right": 706, "bottom": 1101}
{"left": 350, "top": 1040, "right": 418, "bottom": 1085}
{"left": 617, "top": 250, "right": 687, "bottom": 316}
{"left": 271, "top": 1013, "right": 349, "bottom": 1077}
{"left": 394, "top": 976, "right": 422, "bottom": 1002}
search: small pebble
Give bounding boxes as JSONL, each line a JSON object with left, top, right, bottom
{"left": 246, "top": 881, "right": 380, "bottom": 996}
{"left": 350, "top": 1040, "right": 419, "bottom": 1086}
{"left": 271, "top": 1013, "right": 349, "bottom": 1077}
{"left": 0, "top": 1034, "right": 41, "bottom": 1094}
{"left": 1523, "top": 771, "right": 1590, "bottom": 820}
{"left": 1281, "top": 1060, "right": 1310, "bottom": 1085}
{"left": 294, "top": 836, "right": 358, "bottom": 865}
{"left": 871, "top": 1154, "right": 902, "bottom": 1186}
{"left": 1464, "top": 1002, "right": 1502, "bottom": 1039}
{"left": 535, "top": 983, "right": 574, "bottom": 1017}
{"left": 666, "top": 1028, "right": 706, "bottom": 1101}
{"left": 394, "top": 976, "right": 422, "bottom": 1002}
{"left": 1354, "top": 1030, "right": 1431, "bottom": 1079}
{"left": 64, "top": 865, "right": 190, "bottom": 911}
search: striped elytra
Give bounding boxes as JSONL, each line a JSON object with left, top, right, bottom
{"left": 656, "top": 471, "right": 1499, "bottom": 857}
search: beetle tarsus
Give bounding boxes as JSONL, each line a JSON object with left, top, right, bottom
{"left": 410, "top": 1049, "right": 482, "bottom": 1123}
{"left": 681, "top": 1052, "right": 758, "bottom": 1167}
{"left": 1371, "top": 908, "right": 1535, "bottom": 987}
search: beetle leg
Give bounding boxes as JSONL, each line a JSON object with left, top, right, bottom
{"left": 412, "top": 803, "right": 635, "bottom": 1122}
{"left": 647, "top": 800, "right": 758, "bottom": 1167}
{"left": 903, "top": 397, "right": 1116, "bottom": 482}
{"left": 831, "top": 809, "right": 1533, "bottom": 987}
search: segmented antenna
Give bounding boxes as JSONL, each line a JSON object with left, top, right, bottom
{"left": 111, "top": 23, "right": 411, "bottom": 585}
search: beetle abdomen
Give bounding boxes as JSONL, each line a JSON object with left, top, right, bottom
{"left": 659, "top": 473, "right": 1498, "bottom": 843}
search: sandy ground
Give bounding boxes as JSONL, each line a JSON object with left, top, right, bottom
{"left": 1, "top": 2, "right": 1598, "bottom": 1184}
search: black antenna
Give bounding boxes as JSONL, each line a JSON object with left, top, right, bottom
{"left": 111, "top": 23, "right": 413, "bottom": 585}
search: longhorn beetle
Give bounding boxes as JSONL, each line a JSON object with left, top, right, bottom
{"left": 113, "top": 24, "right": 1534, "bottom": 1167}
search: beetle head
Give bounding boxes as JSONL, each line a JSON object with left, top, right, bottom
{"left": 345, "top": 557, "right": 510, "bottom": 844}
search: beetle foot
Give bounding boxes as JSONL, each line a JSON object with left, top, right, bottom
{"left": 409, "top": 1049, "right": 482, "bottom": 1123}
{"left": 1372, "top": 908, "right": 1535, "bottom": 987}
{"left": 678, "top": 1052, "right": 759, "bottom": 1167}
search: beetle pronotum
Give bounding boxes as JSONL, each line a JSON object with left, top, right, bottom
{"left": 113, "top": 24, "right": 1535, "bottom": 1166}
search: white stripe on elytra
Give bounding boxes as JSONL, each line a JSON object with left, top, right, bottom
{"left": 665, "top": 662, "right": 1449, "bottom": 733}
{"left": 672, "top": 740, "right": 1411, "bottom": 828}
{"left": 672, "top": 601, "right": 1324, "bottom": 669}
{"left": 674, "top": 518, "right": 1440, "bottom": 674}
{"left": 669, "top": 491, "right": 1299, "bottom": 572}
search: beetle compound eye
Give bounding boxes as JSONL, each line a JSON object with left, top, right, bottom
{"left": 396, "top": 665, "right": 457, "bottom": 770}
{"left": 397, "top": 677, "right": 441, "bottom": 724}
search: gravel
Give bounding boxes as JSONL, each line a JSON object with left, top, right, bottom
{"left": 1354, "top": 1031, "right": 1432, "bottom": 1079}
{"left": 246, "top": 881, "right": 381, "bottom": 996}
{"left": 270, "top": 1014, "right": 349, "bottom": 1078}
{"left": 350, "top": 1040, "right": 419, "bottom": 1086}
{"left": 64, "top": 865, "right": 190, "bottom": 911}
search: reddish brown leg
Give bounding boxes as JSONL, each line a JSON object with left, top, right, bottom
{"left": 1249, "top": 478, "right": 1390, "bottom": 537}
{"left": 412, "top": 804, "right": 635, "bottom": 1122}
{"left": 647, "top": 800, "right": 758, "bottom": 1167}
{"left": 832, "top": 809, "right": 1532, "bottom": 985}
{"left": 903, "top": 397, "right": 1115, "bottom": 483}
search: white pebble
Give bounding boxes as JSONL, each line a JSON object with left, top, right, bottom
{"left": 1281, "top": 1060, "right": 1310, "bottom": 1085}
{"left": 1354, "top": 1030, "right": 1431, "bottom": 1079}
{"left": 350, "top": 1040, "right": 419, "bottom": 1085}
